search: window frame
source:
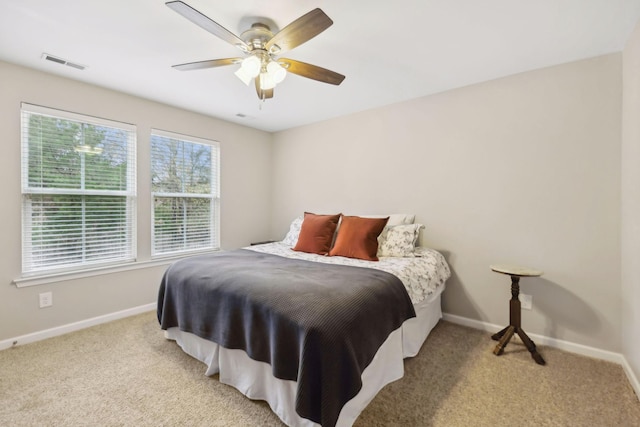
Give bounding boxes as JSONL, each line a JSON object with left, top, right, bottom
{"left": 150, "top": 128, "right": 220, "bottom": 258}
{"left": 20, "top": 103, "right": 137, "bottom": 276}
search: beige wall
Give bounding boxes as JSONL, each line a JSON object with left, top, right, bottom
{"left": 0, "top": 50, "right": 631, "bottom": 361}
{"left": 0, "top": 61, "right": 273, "bottom": 341}
{"left": 622, "top": 21, "right": 640, "bottom": 382}
{"left": 272, "top": 54, "right": 623, "bottom": 352}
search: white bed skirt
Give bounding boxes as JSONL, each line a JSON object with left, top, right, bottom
{"left": 165, "top": 290, "right": 443, "bottom": 427}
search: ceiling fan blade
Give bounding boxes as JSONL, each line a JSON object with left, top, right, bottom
{"left": 279, "top": 59, "right": 345, "bottom": 85}
{"left": 166, "top": 1, "right": 248, "bottom": 50}
{"left": 265, "top": 8, "right": 333, "bottom": 54}
{"left": 172, "top": 58, "right": 242, "bottom": 71}
{"left": 255, "top": 78, "right": 274, "bottom": 100}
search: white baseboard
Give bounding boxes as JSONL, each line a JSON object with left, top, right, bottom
{"left": 0, "top": 302, "right": 156, "bottom": 351}
{"left": 442, "top": 312, "right": 640, "bottom": 401}
{"left": 621, "top": 357, "right": 640, "bottom": 401}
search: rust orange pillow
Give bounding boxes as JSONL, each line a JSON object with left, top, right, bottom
{"left": 329, "top": 216, "right": 389, "bottom": 261}
{"left": 293, "top": 212, "right": 342, "bottom": 255}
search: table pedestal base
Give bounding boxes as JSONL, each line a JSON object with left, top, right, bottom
{"left": 491, "top": 275, "right": 546, "bottom": 365}
{"left": 491, "top": 325, "right": 545, "bottom": 365}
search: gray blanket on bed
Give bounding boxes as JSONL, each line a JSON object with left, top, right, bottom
{"left": 157, "top": 249, "right": 416, "bottom": 427}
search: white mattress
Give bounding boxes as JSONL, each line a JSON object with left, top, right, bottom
{"left": 165, "top": 287, "right": 444, "bottom": 427}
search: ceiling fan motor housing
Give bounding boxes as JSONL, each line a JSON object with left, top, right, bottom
{"left": 240, "top": 23, "right": 278, "bottom": 53}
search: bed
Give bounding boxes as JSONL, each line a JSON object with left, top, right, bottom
{"left": 157, "top": 214, "right": 450, "bottom": 427}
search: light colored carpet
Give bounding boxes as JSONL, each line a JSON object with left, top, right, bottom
{"left": 0, "top": 311, "right": 638, "bottom": 426}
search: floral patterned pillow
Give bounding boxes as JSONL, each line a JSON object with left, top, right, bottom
{"left": 282, "top": 216, "right": 303, "bottom": 247}
{"left": 377, "top": 224, "right": 424, "bottom": 257}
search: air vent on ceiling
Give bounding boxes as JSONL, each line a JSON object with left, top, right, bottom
{"left": 41, "top": 53, "right": 86, "bottom": 70}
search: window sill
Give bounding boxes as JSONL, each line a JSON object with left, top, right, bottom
{"left": 12, "top": 250, "right": 221, "bottom": 288}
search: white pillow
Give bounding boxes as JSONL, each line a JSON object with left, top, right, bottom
{"left": 377, "top": 224, "right": 424, "bottom": 257}
{"left": 282, "top": 216, "right": 303, "bottom": 247}
{"left": 361, "top": 214, "right": 415, "bottom": 226}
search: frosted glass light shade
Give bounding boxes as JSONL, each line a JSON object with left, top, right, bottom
{"left": 259, "top": 72, "right": 276, "bottom": 90}
{"left": 241, "top": 56, "right": 261, "bottom": 77}
{"left": 266, "top": 61, "right": 286, "bottom": 84}
{"left": 234, "top": 55, "right": 262, "bottom": 85}
{"left": 234, "top": 67, "right": 253, "bottom": 85}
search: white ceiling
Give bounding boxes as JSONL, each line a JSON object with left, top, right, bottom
{"left": 1, "top": 0, "right": 639, "bottom": 132}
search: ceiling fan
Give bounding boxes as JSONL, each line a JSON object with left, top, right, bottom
{"left": 166, "top": 1, "right": 346, "bottom": 100}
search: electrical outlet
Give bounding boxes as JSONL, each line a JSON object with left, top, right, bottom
{"left": 39, "top": 292, "right": 53, "bottom": 308}
{"left": 520, "top": 293, "right": 532, "bottom": 310}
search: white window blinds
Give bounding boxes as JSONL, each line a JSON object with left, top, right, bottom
{"left": 21, "top": 104, "right": 137, "bottom": 274}
{"left": 151, "top": 129, "right": 219, "bottom": 256}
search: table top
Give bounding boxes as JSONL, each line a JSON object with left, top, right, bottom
{"left": 490, "top": 264, "right": 543, "bottom": 277}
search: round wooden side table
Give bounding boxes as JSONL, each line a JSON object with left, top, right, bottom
{"left": 490, "top": 264, "right": 545, "bottom": 365}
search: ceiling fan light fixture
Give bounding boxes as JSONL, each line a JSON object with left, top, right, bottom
{"left": 74, "top": 144, "right": 103, "bottom": 155}
{"left": 234, "top": 67, "right": 253, "bottom": 85}
{"left": 240, "top": 55, "right": 261, "bottom": 77}
{"left": 259, "top": 72, "right": 276, "bottom": 90}
{"left": 235, "top": 55, "right": 262, "bottom": 85}
{"left": 266, "top": 61, "right": 286, "bottom": 84}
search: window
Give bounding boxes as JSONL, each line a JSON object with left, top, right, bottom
{"left": 151, "top": 129, "right": 219, "bottom": 256}
{"left": 21, "top": 104, "right": 136, "bottom": 275}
